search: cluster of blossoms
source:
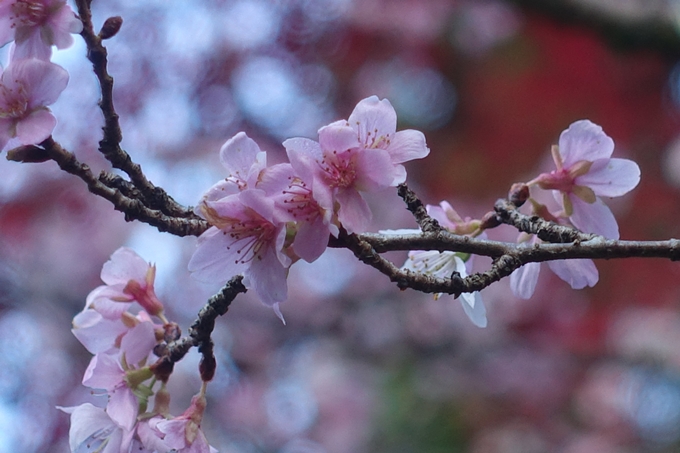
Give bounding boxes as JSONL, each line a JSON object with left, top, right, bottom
{"left": 0, "top": 0, "right": 81, "bottom": 151}
{"left": 510, "top": 120, "right": 640, "bottom": 298}
{"left": 394, "top": 120, "right": 640, "bottom": 327}
{"left": 64, "top": 247, "right": 218, "bottom": 453}
{"left": 188, "top": 95, "right": 430, "bottom": 321}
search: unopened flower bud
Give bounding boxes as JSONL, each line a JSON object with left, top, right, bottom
{"left": 6, "top": 145, "right": 49, "bottom": 163}
{"left": 479, "top": 211, "right": 501, "bottom": 230}
{"left": 99, "top": 16, "right": 123, "bottom": 40}
{"left": 508, "top": 183, "right": 530, "bottom": 207}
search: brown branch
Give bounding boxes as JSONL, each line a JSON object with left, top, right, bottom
{"left": 42, "top": 137, "right": 209, "bottom": 237}
{"left": 73, "top": 0, "right": 198, "bottom": 220}
{"left": 152, "top": 277, "right": 247, "bottom": 382}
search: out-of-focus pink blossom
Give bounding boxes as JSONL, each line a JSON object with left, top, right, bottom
{"left": 58, "top": 403, "right": 138, "bottom": 453}
{"left": 510, "top": 234, "right": 599, "bottom": 299}
{"left": 0, "top": 58, "right": 68, "bottom": 150}
{"left": 155, "top": 392, "right": 217, "bottom": 453}
{"left": 532, "top": 120, "right": 640, "bottom": 239}
{"left": 81, "top": 321, "right": 156, "bottom": 431}
{"left": 190, "top": 188, "right": 290, "bottom": 318}
{"left": 0, "top": 0, "right": 83, "bottom": 60}
{"left": 284, "top": 95, "right": 429, "bottom": 234}
{"left": 86, "top": 247, "right": 164, "bottom": 319}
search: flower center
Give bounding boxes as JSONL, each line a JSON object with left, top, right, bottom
{"left": 0, "top": 84, "right": 28, "bottom": 119}
{"left": 319, "top": 150, "right": 357, "bottom": 189}
{"left": 11, "top": 0, "right": 48, "bottom": 28}
{"left": 282, "top": 177, "right": 321, "bottom": 223}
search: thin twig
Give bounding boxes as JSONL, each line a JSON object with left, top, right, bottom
{"left": 74, "top": 0, "right": 198, "bottom": 219}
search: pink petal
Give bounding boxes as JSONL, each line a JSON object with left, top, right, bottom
{"left": 120, "top": 321, "right": 156, "bottom": 366}
{"left": 219, "top": 131, "right": 266, "bottom": 181}
{"left": 0, "top": 119, "right": 14, "bottom": 150}
{"left": 347, "top": 96, "right": 397, "bottom": 146}
{"left": 101, "top": 247, "right": 150, "bottom": 285}
{"left": 257, "top": 163, "right": 296, "bottom": 198}
{"left": 576, "top": 158, "right": 640, "bottom": 197}
{"left": 71, "top": 309, "right": 128, "bottom": 354}
{"left": 107, "top": 385, "right": 139, "bottom": 431}
{"left": 85, "top": 285, "right": 133, "bottom": 319}
{"left": 547, "top": 259, "right": 599, "bottom": 290}
{"left": 6, "top": 59, "right": 68, "bottom": 107}
{"left": 12, "top": 30, "right": 52, "bottom": 60}
{"left": 388, "top": 129, "right": 430, "bottom": 163}
{"left": 284, "top": 137, "right": 323, "bottom": 183}
{"left": 15, "top": 108, "right": 55, "bottom": 144}
{"left": 335, "top": 188, "right": 371, "bottom": 234}
{"left": 248, "top": 245, "right": 288, "bottom": 306}
{"left": 239, "top": 188, "right": 275, "bottom": 223}
{"left": 510, "top": 261, "right": 541, "bottom": 299}
{"left": 293, "top": 216, "right": 331, "bottom": 263}
{"left": 353, "top": 148, "right": 397, "bottom": 191}
{"left": 558, "top": 120, "right": 614, "bottom": 167}
{"left": 82, "top": 354, "right": 124, "bottom": 390}
{"left": 318, "top": 122, "right": 360, "bottom": 152}
{"left": 568, "top": 195, "right": 620, "bottom": 239}
{"left": 47, "top": 4, "right": 83, "bottom": 48}
{"left": 61, "top": 403, "right": 119, "bottom": 453}
{"left": 188, "top": 227, "right": 251, "bottom": 283}
{"left": 199, "top": 179, "right": 241, "bottom": 204}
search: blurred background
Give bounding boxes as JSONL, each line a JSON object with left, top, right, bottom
{"left": 3, "top": 0, "right": 680, "bottom": 451}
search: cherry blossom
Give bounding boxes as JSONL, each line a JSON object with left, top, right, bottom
{"left": 189, "top": 188, "right": 290, "bottom": 318}
{"left": 405, "top": 250, "right": 487, "bottom": 328}
{"left": 284, "top": 95, "right": 429, "bottom": 234}
{"left": 388, "top": 201, "right": 486, "bottom": 327}
{"left": 85, "top": 247, "right": 165, "bottom": 319}
{"left": 531, "top": 120, "right": 640, "bottom": 239}
{"left": 0, "top": 0, "right": 83, "bottom": 60}
{"left": 81, "top": 321, "right": 157, "bottom": 431}
{"left": 0, "top": 57, "right": 68, "bottom": 151}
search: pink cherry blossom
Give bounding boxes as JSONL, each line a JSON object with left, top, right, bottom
{"left": 189, "top": 188, "right": 290, "bottom": 317}
{"left": 284, "top": 96, "right": 430, "bottom": 234}
{"left": 86, "top": 247, "right": 164, "bottom": 319}
{"left": 0, "top": 58, "right": 68, "bottom": 150}
{"left": 532, "top": 120, "right": 640, "bottom": 239}
{"left": 0, "top": 0, "right": 83, "bottom": 60}
{"left": 510, "top": 234, "right": 599, "bottom": 299}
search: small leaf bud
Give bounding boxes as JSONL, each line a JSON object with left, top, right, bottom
{"left": 99, "top": 16, "right": 123, "bottom": 40}
{"left": 508, "top": 183, "right": 530, "bottom": 207}
{"left": 6, "top": 145, "right": 50, "bottom": 163}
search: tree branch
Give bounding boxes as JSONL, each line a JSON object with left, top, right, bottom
{"left": 73, "top": 0, "right": 199, "bottom": 220}
{"left": 42, "top": 137, "right": 209, "bottom": 237}
{"left": 152, "top": 277, "right": 247, "bottom": 382}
